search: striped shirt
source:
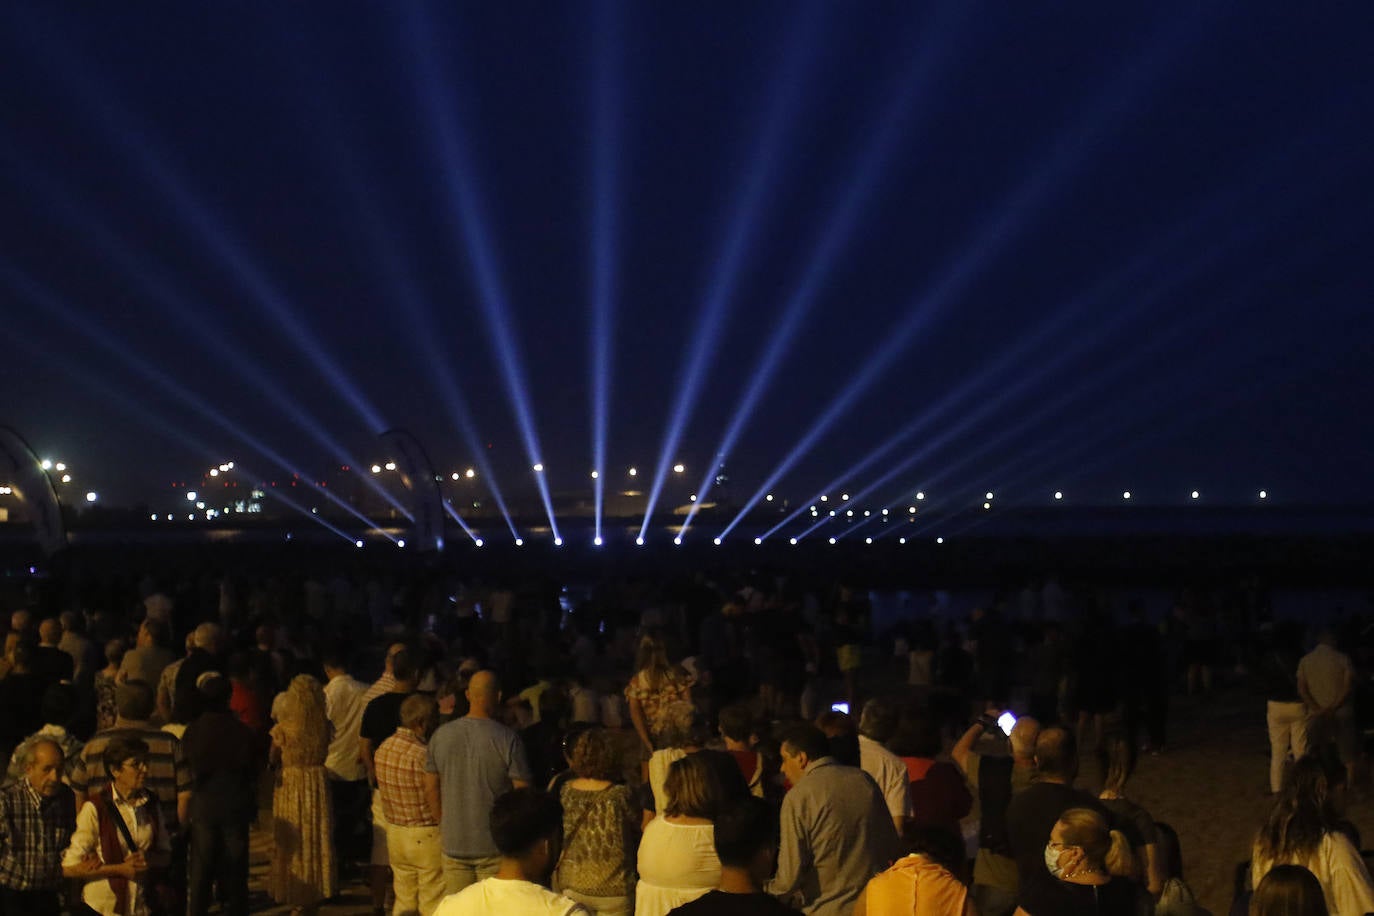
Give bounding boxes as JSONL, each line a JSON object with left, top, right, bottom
{"left": 374, "top": 729, "right": 435, "bottom": 827}
{"left": 69, "top": 727, "right": 190, "bottom": 833}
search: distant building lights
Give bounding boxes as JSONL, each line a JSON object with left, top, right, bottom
{"left": 789, "top": 537, "right": 798, "bottom": 545}
{"left": 195, "top": 502, "right": 205, "bottom": 510}
{"left": 765, "top": 494, "right": 774, "bottom": 502}
{"left": 355, "top": 539, "right": 364, "bottom": 548}
{"left": 397, "top": 539, "right": 406, "bottom": 548}
{"left": 636, "top": 537, "right": 645, "bottom": 546}
{"left": 40, "top": 459, "right": 52, "bottom": 470}
{"left": 916, "top": 492, "right": 926, "bottom": 501}
{"left": 841, "top": 493, "right": 850, "bottom": 501}
{"left": 371, "top": 465, "right": 382, "bottom": 474}
{"left": 865, "top": 537, "right": 873, "bottom": 545}
{"left": 60, "top": 475, "right": 72, "bottom": 483}
{"left": 55, "top": 463, "right": 66, "bottom": 472}
{"left": 465, "top": 468, "right": 476, "bottom": 479}
{"left": 553, "top": 538, "right": 563, "bottom": 547}
{"left": 590, "top": 470, "right": 599, "bottom": 479}
{"left": 673, "top": 464, "right": 685, "bottom": 474}
{"left": 628, "top": 467, "right": 638, "bottom": 477}
{"left": 594, "top": 536, "right": 603, "bottom": 546}
{"left": 451, "top": 472, "right": 461, "bottom": 481}
{"left": 209, "top": 469, "right": 219, "bottom": 477}
{"left": 1191, "top": 490, "right": 1200, "bottom": 499}
{"left": 936, "top": 536, "right": 944, "bottom": 544}
{"left": 1123, "top": 491, "right": 1132, "bottom": 500}
{"left": 1259, "top": 490, "right": 1268, "bottom": 499}
{"left": 384, "top": 462, "right": 396, "bottom": 471}
{"left": 532, "top": 463, "right": 544, "bottom": 473}
{"left": 186, "top": 491, "right": 197, "bottom": 501}
{"left": 85, "top": 492, "right": 97, "bottom": 502}
{"left": 713, "top": 537, "right": 722, "bottom": 546}
{"left": 1054, "top": 491, "right": 1063, "bottom": 500}
{"left": 828, "top": 537, "right": 837, "bottom": 545}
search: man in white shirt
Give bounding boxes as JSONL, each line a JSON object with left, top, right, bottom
{"left": 323, "top": 650, "right": 371, "bottom": 878}
{"left": 857, "top": 697, "right": 911, "bottom": 835}
{"left": 434, "top": 788, "right": 587, "bottom": 916}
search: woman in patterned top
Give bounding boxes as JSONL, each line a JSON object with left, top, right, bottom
{"left": 553, "top": 729, "right": 639, "bottom": 916}
{"left": 624, "top": 634, "right": 695, "bottom": 755}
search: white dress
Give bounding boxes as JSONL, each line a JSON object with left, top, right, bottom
{"left": 634, "top": 818, "right": 720, "bottom": 916}
{"left": 1252, "top": 831, "right": 1374, "bottom": 916}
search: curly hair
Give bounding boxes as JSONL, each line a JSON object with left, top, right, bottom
{"left": 569, "top": 728, "right": 620, "bottom": 781}
{"left": 277, "top": 674, "right": 330, "bottom": 762}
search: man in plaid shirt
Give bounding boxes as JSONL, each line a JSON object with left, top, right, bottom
{"left": 0, "top": 737, "right": 76, "bottom": 916}
{"left": 376, "top": 694, "right": 444, "bottom": 916}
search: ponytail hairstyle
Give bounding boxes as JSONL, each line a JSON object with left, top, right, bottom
{"left": 1058, "top": 807, "right": 1135, "bottom": 878}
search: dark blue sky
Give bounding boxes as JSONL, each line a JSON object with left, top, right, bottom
{"left": 2, "top": 2, "right": 1371, "bottom": 515}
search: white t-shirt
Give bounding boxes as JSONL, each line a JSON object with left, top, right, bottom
{"left": 434, "top": 877, "right": 588, "bottom": 916}
{"left": 1253, "top": 831, "right": 1374, "bottom": 916}
{"left": 858, "top": 734, "right": 912, "bottom": 822}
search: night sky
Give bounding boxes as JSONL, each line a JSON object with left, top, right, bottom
{"left": 3, "top": 2, "right": 1372, "bottom": 518}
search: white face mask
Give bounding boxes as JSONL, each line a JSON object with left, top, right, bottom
{"left": 1044, "top": 843, "right": 1066, "bottom": 879}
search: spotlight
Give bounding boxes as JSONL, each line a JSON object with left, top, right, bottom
{"left": 186, "top": 491, "right": 197, "bottom": 502}
{"left": 690, "top": 495, "right": 697, "bottom": 502}
{"left": 985, "top": 491, "right": 994, "bottom": 500}
{"left": 1259, "top": 490, "right": 1268, "bottom": 499}
{"left": 475, "top": 538, "right": 485, "bottom": 547}
{"left": 908, "top": 506, "right": 916, "bottom": 514}
{"left": 590, "top": 470, "right": 599, "bottom": 479}
{"left": 385, "top": 462, "right": 396, "bottom": 471}
{"left": 828, "top": 537, "right": 836, "bottom": 545}
{"left": 465, "top": 468, "right": 476, "bottom": 479}
{"left": 513, "top": 538, "right": 522, "bottom": 547}
{"left": 85, "top": 492, "right": 97, "bottom": 502}
{"left": 863, "top": 510, "right": 870, "bottom": 517}
{"left": 354, "top": 539, "right": 364, "bottom": 548}
{"left": 983, "top": 502, "right": 991, "bottom": 509}
{"left": 628, "top": 467, "right": 638, "bottom": 477}
{"left": 1191, "top": 490, "right": 1200, "bottom": 499}
{"left": 789, "top": 537, "right": 798, "bottom": 545}
{"left": 916, "top": 492, "right": 925, "bottom": 501}
{"left": 865, "top": 537, "right": 873, "bottom": 545}
{"left": 765, "top": 494, "right": 774, "bottom": 502}
{"left": 936, "top": 536, "right": 944, "bottom": 544}
{"left": 830, "top": 510, "right": 837, "bottom": 517}
{"left": 1054, "top": 491, "right": 1063, "bottom": 500}
{"left": 881, "top": 508, "right": 889, "bottom": 516}
{"left": 371, "top": 465, "right": 382, "bottom": 474}
{"left": 150, "top": 514, "right": 157, "bottom": 521}
{"left": 898, "top": 537, "right": 906, "bottom": 544}
{"left": 451, "top": 472, "right": 460, "bottom": 481}
{"left": 554, "top": 537, "right": 564, "bottom": 547}
{"left": 636, "top": 537, "right": 645, "bottom": 546}
{"left": 846, "top": 510, "right": 854, "bottom": 517}
{"left": 841, "top": 493, "right": 850, "bottom": 501}
{"left": 674, "top": 537, "right": 683, "bottom": 545}
{"left": 594, "top": 536, "right": 603, "bottom": 546}
{"left": 1123, "top": 491, "right": 1131, "bottom": 500}
{"left": 819, "top": 495, "right": 828, "bottom": 502}
{"left": 673, "top": 464, "right": 685, "bottom": 474}
{"left": 532, "top": 463, "right": 544, "bottom": 473}
{"left": 397, "top": 539, "right": 406, "bottom": 548}
{"left": 754, "top": 537, "right": 762, "bottom": 545}
{"left": 713, "top": 537, "right": 722, "bottom": 546}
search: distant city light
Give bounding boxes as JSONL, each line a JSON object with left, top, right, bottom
{"left": 532, "top": 463, "right": 544, "bottom": 472}
{"left": 195, "top": 502, "right": 205, "bottom": 510}
{"left": 828, "top": 537, "right": 837, "bottom": 545}
{"left": 594, "top": 536, "right": 603, "bottom": 546}
{"left": 985, "top": 491, "right": 994, "bottom": 500}
{"left": 1259, "top": 490, "right": 1268, "bottom": 499}
{"left": 936, "top": 536, "right": 944, "bottom": 544}
{"left": 55, "top": 463, "right": 66, "bottom": 472}
{"left": 209, "top": 469, "right": 219, "bottom": 477}
{"left": 85, "top": 492, "right": 97, "bottom": 502}
{"left": 385, "top": 462, "right": 396, "bottom": 471}
{"left": 60, "top": 475, "right": 71, "bottom": 483}
{"left": 397, "top": 539, "right": 406, "bottom": 548}
{"left": 590, "top": 470, "right": 599, "bottom": 479}
{"left": 40, "top": 459, "right": 52, "bottom": 470}
{"left": 841, "top": 493, "right": 850, "bottom": 501}
{"left": 819, "top": 495, "right": 828, "bottom": 502}
{"left": 553, "top": 538, "right": 563, "bottom": 547}
{"left": 1123, "top": 491, "right": 1132, "bottom": 500}
{"left": 628, "top": 467, "right": 638, "bottom": 477}
{"left": 186, "top": 491, "right": 197, "bottom": 501}
{"left": 1054, "top": 491, "right": 1063, "bottom": 500}
{"left": 765, "top": 494, "right": 774, "bottom": 502}
{"left": 916, "top": 491, "right": 925, "bottom": 501}
{"left": 789, "top": 537, "right": 798, "bottom": 545}
{"left": 1191, "top": 490, "right": 1200, "bottom": 499}
{"left": 451, "top": 472, "right": 461, "bottom": 481}
{"left": 636, "top": 537, "right": 645, "bottom": 546}
{"left": 754, "top": 537, "right": 762, "bottom": 545}
{"left": 371, "top": 465, "right": 381, "bottom": 474}
{"left": 898, "top": 537, "right": 907, "bottom": 544}
{"left": 713, "top": 537, "right": 722, "bottom": 546}
{"left": 465, "top": 468, "right": 476, "bottom": 479}
{"left": 673, "top": 464, "right": 685, "bottom": 474}
{"left": 355, "top": 539, "right": 364, "bottom": 548}
{"left": 513, "top": 538, "right": 522, "bottom": 547}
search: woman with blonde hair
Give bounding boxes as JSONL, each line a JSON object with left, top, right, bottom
{"left": 1252, "top": 755, "right": 1374, "bottom": 916}
{"left": 269, "top": 674, "right": 336, "bottom": 915}
{"left": 1015, "top": 807, "right": 1140, "bottom": 916}
{"left": 624, "top": 633, "right": 695, "bottom": 755}
{"left": 635, "top": 753, "right": 728, "bottom": 916}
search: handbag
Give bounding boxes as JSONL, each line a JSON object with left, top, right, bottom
{"left": 103, "top": 796, "right": 176, "bottom": 916}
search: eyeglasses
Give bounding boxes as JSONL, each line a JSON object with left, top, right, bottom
{"left": 119, "top": 760, "right": 149, "bottom": 773}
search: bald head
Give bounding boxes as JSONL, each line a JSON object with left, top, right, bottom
{"left": 1034, "top": 726, "right": 1077, "bottom": 781}
{"left": 466, "top": 670, "right": 500, "bottom": 716}
{"left": 1009, "top": 716, "right": 1041, "bottom": 759}
{"left": 38, "top": 618, "right": 61, "bottom": 646}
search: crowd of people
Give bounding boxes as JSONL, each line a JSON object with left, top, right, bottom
{"left": 0, "top": 567, "right": 1369, "bottom": 916}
